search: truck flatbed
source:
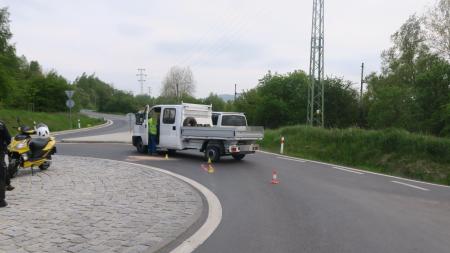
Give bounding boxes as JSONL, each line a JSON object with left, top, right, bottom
{"left": 181, "top": 126, "right": 264, "bottom": 140}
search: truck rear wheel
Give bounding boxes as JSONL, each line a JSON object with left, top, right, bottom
{"left": 205, "top": 145, "right": 220, "bottom": 163}
{"left": 232, "top": 154, "right": 246, "bottom": 161}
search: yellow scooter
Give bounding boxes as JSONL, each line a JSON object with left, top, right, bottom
{"left": 7, "top": 122, "right": 57, "bottom": 178}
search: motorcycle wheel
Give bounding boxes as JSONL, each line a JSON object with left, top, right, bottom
{"left": 8, "top": 159, "right": 19, "bottom": 179}
{"left": 39, "top": 161, "right": 50, "bottom": 170}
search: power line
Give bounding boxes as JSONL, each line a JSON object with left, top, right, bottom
{"left": 307, "top": 0, "right": 325, "bottom": 127}
{"left": 136, "top": 68, "right": 147, "bottom": 95}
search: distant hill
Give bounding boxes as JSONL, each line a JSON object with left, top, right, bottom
{"left": 218, "top": 94, "right": 238, "bottom": 102}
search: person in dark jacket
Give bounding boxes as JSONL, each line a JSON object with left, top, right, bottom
{"left": 0, "top": 120, "right": 12, "bottom": 207}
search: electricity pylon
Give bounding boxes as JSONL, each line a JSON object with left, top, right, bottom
{"left": 137, "top": 68, "right": 146, "bottom": 95}
{"left": 307, "top": 0, "right": 325, "bottom": 127}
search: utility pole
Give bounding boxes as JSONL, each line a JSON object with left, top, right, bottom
{"left": 307, "top": 0, "right": 325, "bottom": 127}
{"left": 359, "top": 62, "right": 365, "bottom": 127}
{"left": 148, "top": 86, "right": 151, "bottom": 97}
{"left": 234, "top": 84, "right": 237, "bottom": 101}
{"left": 360, "top": 62, "right": 364, "bottom": 103}
{"left": 136, "top": 68, "right": 147, "bottom": 95}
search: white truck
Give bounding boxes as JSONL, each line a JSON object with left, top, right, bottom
{"left": 132, "top": 103, "right": 264, "bottom": 162}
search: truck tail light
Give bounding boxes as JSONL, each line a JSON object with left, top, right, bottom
{"left": 229, "top": 145, "right": 240, "bottom": 153}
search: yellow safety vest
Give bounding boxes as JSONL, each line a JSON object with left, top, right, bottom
{"left": 148, "top": 118, "right": 157, "bottom": 135}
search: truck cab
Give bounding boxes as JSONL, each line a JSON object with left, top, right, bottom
{"left": 132, "top": 103, "right": 212, "bottom": 153}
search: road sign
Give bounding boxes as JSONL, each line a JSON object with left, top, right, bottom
{"left": 66, "top": 99, "right": 75, "bottom": 108}
{"left": 65, "top": 90, "right": 75, "bottom": 99}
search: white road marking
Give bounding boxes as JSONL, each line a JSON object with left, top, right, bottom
{"left": 86, "top": 157, "right": 222, "bottom": 253}
{"left": 391, "top": 181, "right": 430, "bottom": 191}
{"left": 53, "top": 120, "right": 113, "bottom": 136}
{"left": 126, "top": 155, "right": 178, "bottom": 161}
{"left": 258, "top": 150, "right": 450, "bottom": 189}
{"left": 58, "top": 142, "right": 130, "bottom": 146}
{"left": 276, "top": 156, "right": 306, "bottom": 162}
{"left": 332, "top": 166, "right": 365, "bottom": 175}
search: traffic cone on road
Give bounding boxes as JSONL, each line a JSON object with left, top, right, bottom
{"left": 271, "top": 170, "right": 279, "bottom": 184}
{"left": 208, "top": 164, "right": 215, "bottom": 174}
{"left": 207, "top": 157, "right": 214, "bottom": 173}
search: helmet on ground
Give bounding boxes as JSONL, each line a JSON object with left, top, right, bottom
{"left": 36, "top": 123, "right": 50, "bottom": 138}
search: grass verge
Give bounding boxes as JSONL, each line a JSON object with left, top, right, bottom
{"left": 261, "top": 125, "right": 450, "bottom": 186}
{"left": 0, "top": 109, "right": 105, "bottom": 135}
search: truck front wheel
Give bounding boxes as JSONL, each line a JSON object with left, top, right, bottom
{"left": 136, "top": 138, "right": 147, "bottom": 154}
{"left": 205, "top": 145, "right": 221, "bottom": 163}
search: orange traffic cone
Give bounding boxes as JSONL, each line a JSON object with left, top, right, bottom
{"left": 271, "top": 170, "right": 279, "bottom": 184}
{"left": 208, "top": 164, "right": 215, "bottom": 173}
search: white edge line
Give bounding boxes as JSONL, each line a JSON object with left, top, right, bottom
{"left": 71, "top": 155, "right": 222, "bottom": 253}
{"left": 259, "top": 150, "right": 450, "bottom": 189}
{"left": 53, "top": 120, "right": 113, "bottom": 136}
{"left": 276, "top": 156, "right": 306, "bottom": 162}
{"left": 391, "top": 181, "right": 430, "bottom": 191}
{"left": 332, "top": 166, "right": 364, "bottom": 175}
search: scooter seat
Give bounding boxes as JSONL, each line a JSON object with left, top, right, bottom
{"left": 29, "top": 138, "right": 50, "bottom": 152}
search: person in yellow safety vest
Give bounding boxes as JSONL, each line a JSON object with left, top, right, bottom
{"left": 148, "top": 114, "right": 158, "bottom": 155}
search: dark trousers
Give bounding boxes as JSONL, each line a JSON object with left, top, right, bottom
{"left": 0, "top": 151, "right": 7, "bottom": 201}
{"left": 148, "top": 134, "right": 157, "bottom": 154}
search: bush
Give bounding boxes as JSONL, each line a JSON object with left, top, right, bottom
{"left": 261, "top": 125, "right": 450, "bottom": 185}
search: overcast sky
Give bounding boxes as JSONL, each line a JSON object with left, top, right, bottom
{"left": 1, "top": 0, "right": 434, "bottom": 97}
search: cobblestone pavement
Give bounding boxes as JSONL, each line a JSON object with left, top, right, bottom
{"left": 0, "top": 155, "right": 203, "bottom": 253}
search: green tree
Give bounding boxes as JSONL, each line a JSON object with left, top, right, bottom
{"left": 414, "top": 54, "right": 450, "bottom": 135}
{"left": 235, "top": 71, "right": 309, "bottom": 128}
{"left": 365, "top": 76, "right": 418, "bottom": 130}
{"left": 72, "top": 73, "right": 114, "bottom": 111}
{"left": 381, "top": 15, "right": 428, "bottom": 85}
{"left": 323, "top": 78, "right": 359, "bottom": 128}
{"left": 102, "top": 91, "right": 136, "bottom": 113}
{"left": 0, "top": 7, "right": 19, "bottom": 106}
{"left": 424, "top": 0, "right": 450, "bottom": 61}
{"left": 32, "top": 72, "right": 70, "bottom": 112}
{"left": 367, "top": 12, "right": 450, "bottom": 136}
{"left": 203, "top": 93, "right": 226, "bottom": 111}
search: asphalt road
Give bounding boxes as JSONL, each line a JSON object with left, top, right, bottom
{"left": 55, "top": 111, "right": 132, "bottom": 140}
{"left": 57, "top": 113, "right": 450, "bottom": 253}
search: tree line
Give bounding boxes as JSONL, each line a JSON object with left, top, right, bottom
{"left": 1, "top": 1, "right": 449, "bottom": 137}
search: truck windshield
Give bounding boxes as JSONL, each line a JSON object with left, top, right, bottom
{"left": 221, "top": 115, "right": 246, "bottom": 126}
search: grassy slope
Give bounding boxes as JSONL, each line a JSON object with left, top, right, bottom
{"left": 261, "top": 125, "right": 450, "bottom": 185}
{"left": 0, "top": 109, "right": 104, "bottom": 135}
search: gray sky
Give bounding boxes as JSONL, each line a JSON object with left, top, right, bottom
{"left": 1, "top": 0, "right": 433, "bottom": 97}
